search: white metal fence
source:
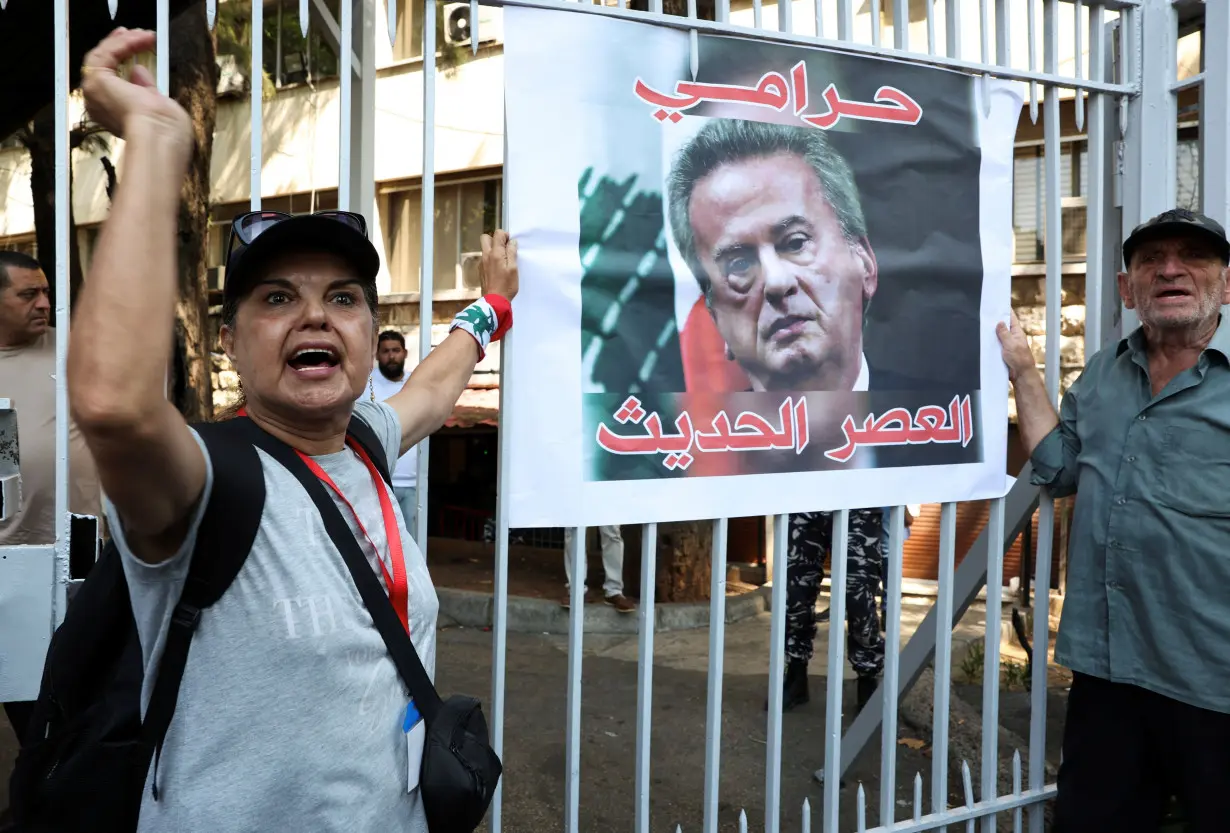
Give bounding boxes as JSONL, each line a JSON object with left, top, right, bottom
{"left": 3, "top": 0, "right": 1227, "bottom": 830}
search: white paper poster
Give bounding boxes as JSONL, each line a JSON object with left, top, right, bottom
{"left": 502, "top": 6, "right": 1023, "bottom": 527}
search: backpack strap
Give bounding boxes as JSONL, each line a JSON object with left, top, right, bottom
{"left": 233, "top": 418, "right": 445, "bottom": 724}
{"left": 346, "top": 413, "right": 393, "bottom": 487}
{"left": 140, "top": 417, "right": 266, "bottom": 800}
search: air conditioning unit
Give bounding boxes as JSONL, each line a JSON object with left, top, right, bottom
{"left": 216, "top": 54, "right": 247, "bottom": 96}
{"left": 442, "top": 3, "right": 503, "bottom": 47}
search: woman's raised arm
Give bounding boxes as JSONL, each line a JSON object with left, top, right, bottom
{"left": 68, "top": 28, "right": 207, "bottom": 562}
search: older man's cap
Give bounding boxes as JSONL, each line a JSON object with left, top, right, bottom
{"left": 1122, "top": 207, "right": 1230, "bottom": 267}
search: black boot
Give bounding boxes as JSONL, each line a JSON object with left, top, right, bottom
{"left": 856, "top": 674, "right": 879, "bottom": 710}
{"left": 765, "top": 659, "right": 810, "bottom": 711}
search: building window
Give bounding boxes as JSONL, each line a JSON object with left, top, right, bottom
{"left": 380, "top": 177, "right": 502, "bottom": 295}
{"left": 216, "top": 0, "right": 341, "bottom": 95}
{"left": 0, "top": 236, "right": 37, "bottom": 259}
{"left": 1013, "top": 131, "right": 1203, "bottom": 264}
{"left": 206, "top": 190, "right": 340, "bottom": 290}
{"left": 1012, "top": 140, "right": 1088, "bottom": 264}
{"left": 391, "top": 0, "right": 426, "bottom": 62}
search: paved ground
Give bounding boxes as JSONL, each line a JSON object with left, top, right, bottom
{"left": 0, "top": 603, "right": 1066, "bottom": 831}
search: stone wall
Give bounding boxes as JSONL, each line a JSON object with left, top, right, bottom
{"left": 212, "top": 352, "right": 241, "bottom": 415}
{"left": 1009, "top": 272, "right": 1087, "bottom": 421}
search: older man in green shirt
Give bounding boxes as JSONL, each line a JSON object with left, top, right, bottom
{"left": 999, "top": 208, "right": 1230, "bottom": 833}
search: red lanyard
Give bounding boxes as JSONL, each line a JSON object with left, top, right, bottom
{"left": 238, "top": 410, "right": 410, "bottom": 634}
{"left": 298, "top": 443, "right": 410, "bottom": 635}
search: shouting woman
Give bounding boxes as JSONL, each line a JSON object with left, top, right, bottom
{"left": 67, "top": 27, "right": 517, "bottom": 832}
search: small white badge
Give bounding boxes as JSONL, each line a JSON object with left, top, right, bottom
{"left": 404, "top": 700, "right": 426, "bottom": 794}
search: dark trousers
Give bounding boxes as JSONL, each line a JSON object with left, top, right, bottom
{"left": 784, "top": 509, "right": 884, "bottom": 676}
{"left": 3, "top": 701, "right": 33, "bottom": 747}
{"left": 1055, "top": 672, "right": 1230, "bottom": 833}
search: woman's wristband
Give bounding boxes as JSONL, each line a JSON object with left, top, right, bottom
{"left": 449, "top": 294, "right": 513, "bottom": 360}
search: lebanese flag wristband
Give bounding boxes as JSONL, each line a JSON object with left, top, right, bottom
{"left": 484, "top": 293, "right": 513, "bottom": 341}
{"left": 450, "top": 294, "right": 513, "bottom": 360}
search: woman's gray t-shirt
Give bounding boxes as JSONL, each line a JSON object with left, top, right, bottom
{"left": 106, "top": 400, "right": 439, "bottom": 833}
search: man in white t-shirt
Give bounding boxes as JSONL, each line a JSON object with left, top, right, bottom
{"left": 363, "top": 331, "right": 420, "bottom": 538}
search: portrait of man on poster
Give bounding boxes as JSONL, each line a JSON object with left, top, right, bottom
{"left": 667, "top": 117, "right": 935, "bottom": 397}
{"left": 665, "top": 116, "right": 975, "bottom": 470}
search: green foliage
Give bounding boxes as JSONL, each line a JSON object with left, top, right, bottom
{"left": 959, "top": 641, "right": 985, "bottom": 685}
{"left": 1002, "top": 660, "right": 1030, "bottom": 691}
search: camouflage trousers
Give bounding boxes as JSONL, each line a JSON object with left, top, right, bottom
{"left": 784, "top": 508, "right": 885, "bottom": 677}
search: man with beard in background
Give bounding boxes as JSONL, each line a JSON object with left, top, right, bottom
{"left": 363, "top": 330, "right": 421, "bottom": 539}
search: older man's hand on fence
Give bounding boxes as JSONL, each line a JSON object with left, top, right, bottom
{"left": 996, "top": 310, "right": 1035, "bottom": 384}
{"left": 81, "top": 27, "right": 192, "bottom": 155}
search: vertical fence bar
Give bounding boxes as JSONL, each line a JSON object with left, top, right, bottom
{"left": 946, "top": 0, "right": 960, "bottom": 60}
{"left": 565, "top": 526, "right": 586, "bottom": 832}
{"left": 837, "top": 0, "right": 853, "bottom": 41}
{"left": 703, "top": 518, "right": 729, "bottom": 833}
{"left": 879, "top": 506, "right": 905, "bottom": 828}
{"left": 926, "top": 0, "right": 935, "bottom": 54}
{"left": 51, "top": 0, "right": 70, "bottom": 627}
{"left": 1028, "top": 4, "right": 1061, "bottom": 832}
{"left": 1204, "top": 0, "right": 1230, "bottom": 226}
{"left": 251, "top": 0, "right": 263, "bottom": 210}
{"left": 978, "top": 0, "right": 988, "bottom": 65}
{"left": 893, "top": 0, "right": 907, "bottom": 50}
{"left": 980, "top": 497, "right": 1005, "bottom": 833}
{"left": 339, "top": 0, "right": 354, "bottom": 209}
{"left": 1026, "top": 0, "right": 1038, "bottom": 122}
{"left": 156, "top": 0, "right": 171, "bottom": 404}
{"left": 994, "top": 0, "right": 1009, "bottom": 66}
{"left": 414, "top": 0, "right": 437, "bottom": 549}
{"left": 779, "top": 0, "right": 791, "bottom": 37}
{"left": 1011, "top": 750, "right": 1023, "bottom": 833}
{"left": 1119, "top": 0, "right": 1175, "bottom": 336}
{"left": 156, "top": 0, "right": 170, "bottom": 93}
{"left": 1073, "top": 0, "right": 1084, "bottom": 132}
{"left": 822, "top": 509, "right": 849, "bottom": 833}
{"left": 634, "top": 522, "right": 659, "bottom": 833}
{"left": 353, "top": 0, "right": 376, "bottom": 230}
{"left": 869, "top": 0, "right": 880, "bottom": 46}
{"left": 932, "top": 502, "right": 956, "bottom": 827}
{"left": 1084, "top": 3, "right": 1107, "bottom": 352}
{"left": 765, "top": 512, "right": 789, "bottom": 833}
{"left": 489, "top": 137, "right": 514, "bottom": 831}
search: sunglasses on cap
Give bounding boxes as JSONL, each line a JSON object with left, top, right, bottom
{"left": 225, "top": 209, "right": 369, "bottom": 258}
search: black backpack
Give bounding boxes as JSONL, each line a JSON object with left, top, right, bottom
{"left": 8, "top": 414, "right": 392, "bottom": 832}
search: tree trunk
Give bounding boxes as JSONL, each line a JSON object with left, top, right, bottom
{"left": 168, "top": 3, "right": 219, "bottom": 422}
{"left": 656, "top": 520, "right": 714, "bottom": 603}
{"left": 22, "top": 106, "right": 85, "bottom": 311}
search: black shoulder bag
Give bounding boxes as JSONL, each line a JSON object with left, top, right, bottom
{"left": 237, "top": 421, "right": 502, "bottom": 833}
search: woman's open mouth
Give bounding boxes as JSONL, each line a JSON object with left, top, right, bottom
{"left": 287, "top": 346, "right": 341, "bottom": 378}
